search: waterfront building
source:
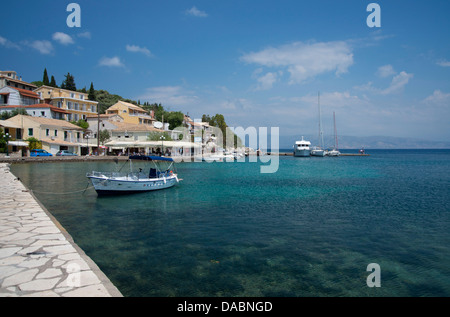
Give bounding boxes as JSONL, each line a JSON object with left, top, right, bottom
{"left": 0, "top": 86, "right": 40, "bottom": 108}
{"left": 0, "top": 119, "right": 27, "bottom": 157}
{"left": 0, "top": 104, "right": 70, "bottom": 120}
{"left": 4, "top": 115, "right": 84, "bottom": 155}
{"left": 34, "top": 85, "right": 98, "bottom": 122}
{"left": 105, "top": 101, "right": 154, "bottom": 126}
{"left": 0, "top": 70, "right": 37, "bottom": 91}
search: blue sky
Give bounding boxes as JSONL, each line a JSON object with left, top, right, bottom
{"left": 1, "top": 0, "right": 450, "bottom": 142}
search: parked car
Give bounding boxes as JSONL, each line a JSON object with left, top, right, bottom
{"left": 30, "top": 149, "right": 53, "bottom": 157}
{"left": 56, "top": 150, "right": 77, "bottom": 156}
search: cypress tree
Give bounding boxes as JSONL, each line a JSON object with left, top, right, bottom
{"left": 43, "top": 68, "right": 50, "bottom": 86}
{"left": 88, "top": 82, "right": 96, "bottom": 101}
{"left": 50, "top": 75, "right": 57, "bottom": 87}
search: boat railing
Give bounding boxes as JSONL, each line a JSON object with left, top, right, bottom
{"left": 87, "top": 171, "right": 173, "bottom": 180}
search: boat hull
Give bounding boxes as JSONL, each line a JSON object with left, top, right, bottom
{"left": 88, "top": 175, "right": 178, "bottom": 196}
{"left": 311, "top": 149, "right": 326, "bottom": 157}
{"left": 293, "top": 149, "right": 311, "bottom": 157}
{"left": 327, "top": 150, "right": 341, "bottom": 157}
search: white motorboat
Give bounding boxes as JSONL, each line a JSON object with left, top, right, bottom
{"left": 87, "top": 155, "right": 180, "bottom": 196}
{"left": 293, "top": 136, "right": 311, "bottom": 157}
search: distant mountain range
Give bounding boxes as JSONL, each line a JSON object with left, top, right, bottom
{"left": 277, "top": 135, "right": 450, "bottom": 150}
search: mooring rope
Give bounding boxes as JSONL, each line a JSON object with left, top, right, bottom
{"left": 29, "top": 183, "right": 95, "bottom": 195}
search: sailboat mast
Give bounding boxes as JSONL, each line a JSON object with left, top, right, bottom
{"left": 318, "top": 92, "right": 324, "bottom": 148}
{"left": 333, "top": 111, "right": 338, "bottom": 150}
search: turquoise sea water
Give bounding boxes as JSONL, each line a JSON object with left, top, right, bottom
{"left": 10, "top": 150, "right": 450, "bottom": 297}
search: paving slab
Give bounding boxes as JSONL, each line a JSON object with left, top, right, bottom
{"left": 0, "top": 163, "right": 122, "bottom": 297}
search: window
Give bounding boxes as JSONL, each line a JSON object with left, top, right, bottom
{"left": 80, "top": 94, "right": 84, "bottom": 100}
{"left": 54, "top": 130, "right": 58, "bottom": 137}
{"left": 67, "top": 102, "right": 72, "bottom": 109}
{"left": 41, "top": 111, "right": 45, "bottom": 117}
{"left": 64, "top": 131, "right": 68, "bottom": 140}
{"left": 71, "top": 93, "right": 75, "bottom": 98}
{"left": 46, "top": 129, "right": 50, "bottom": 136}
{"left": 74, "top": 103, "right": 79, "bottom": 110}
{"left": 57, "top": 101, "right": 62, "bottom": 108}
{"left": 28, "top": 128, "right": 33, "bottom": 136}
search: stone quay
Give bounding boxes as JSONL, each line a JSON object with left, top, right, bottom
{"left": 0, "top": 163, "right": 122, "bottom": 297}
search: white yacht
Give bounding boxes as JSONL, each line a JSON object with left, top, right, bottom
{"left": 293, "top": 136, "right": 311, "bottom": 157}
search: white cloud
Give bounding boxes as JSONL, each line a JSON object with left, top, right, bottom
{"left": 381, "top": 71, "right": 413, "bottom": 95}
{"left": 185, "top": 6, "right": 208, "bottom": 17}
{"left": 376, "top": 64, "right": 395, "bottom": 78}
{"left": 356, "top": 70, "right": 413, "bottom": 95}
{"left": 220, "top": 98, "right": 254, "bottom": 111}
{"left": 437, "top": 59, "right": 450, "bottom": 67}
{"left": 137, "top": 86, "right": 198, "bottom": 106}
{"left": 256, "top": 72, "right": 280, "bottom": 90}
{"left": 98, "top": 56, "right": 125, "bottom": 67}
{"left": 52, "top": 32, "right": 74, "bottom": 45}
{"left": 29, "top": 40, "right": 54, "bottom": 54}
{"left": 241, "top": 41, "right": 353, "bottom": 84}
{"left": 126, "top": 44, "right": 153, "bottom": 57}
{"left": 0, "top": 35, "right": 21, "bottom": 50}
{"left": 78, "top": 31, "right": 91, "bottom": 39}
{"left": 424, "top": 90, "right": 450, "bottom": 105}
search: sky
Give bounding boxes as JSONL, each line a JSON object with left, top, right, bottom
{"left": 1, "top": 0, "right": 450, "bottom": 143}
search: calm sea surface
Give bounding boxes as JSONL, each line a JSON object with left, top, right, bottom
{"left": 10, "top": 150, "right": 450, "bottom": 296}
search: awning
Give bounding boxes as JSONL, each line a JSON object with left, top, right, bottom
{"left": 8, "top": 141, "right": 28, "bottom": 147}
{"left": 104, "top": 140, "right": 202, "bottom": 148}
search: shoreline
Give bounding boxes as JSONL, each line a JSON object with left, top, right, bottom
{"left": 0, "top": 152, "right": 371, "bottom": 164}
{"left": 0, "top": 163, "right": 122, "bottom": 297}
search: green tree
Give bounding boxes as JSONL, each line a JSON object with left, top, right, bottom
{"left": 88, "top": 82, "right": 96, "bottom": 101}
{"left": 26, "top": 137, "right": 42, "bottom": 150}
{"left": 98, "top": 129, "right": 111, "bottom": 145}
{"left": 50, "top": 75, "right": 57, "bottom": 88}
{"left": 0, "top": 108, "right": 28, "bottom": 120}
{"left": 31, "top": 81, "right": 44, "bottom": 87}
{"left": 70, "top": 119, "right": 89, "bottom": 130}
{"left": 166, "top": 111, "right": 184, "bottom": 130}
{"left": 61, "top": 73, "right": 76, "bottom": 91}
{"left": 43, "top": 68, "right": 49, "bottom": 86}
{"left": 147, "top": 131, "right": 172, "bottom": 141}
{"left": 201, "top": 114, "right": 211, "bottom": 123}
{"left": 0, "top": 129, "right": 7, "bottom": 153}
